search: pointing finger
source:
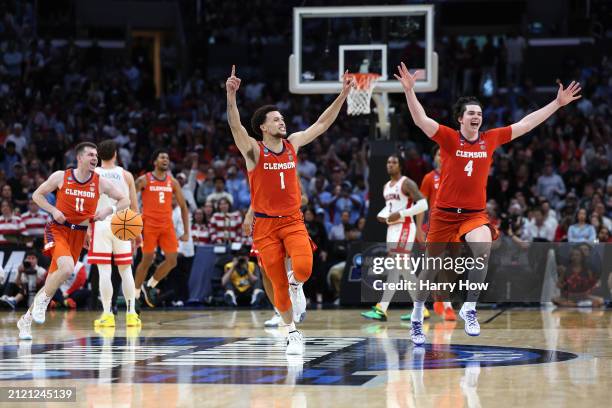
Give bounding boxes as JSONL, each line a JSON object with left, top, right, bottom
{"left": 231, "top": 65, "right": 235, "bottom": 76}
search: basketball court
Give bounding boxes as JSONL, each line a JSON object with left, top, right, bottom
{"left": 0, "top": 309, "right": 610, "bottom": 406}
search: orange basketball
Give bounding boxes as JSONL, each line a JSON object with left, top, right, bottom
{"left": 111, "top": 208, "right": 143, "bottom": 241}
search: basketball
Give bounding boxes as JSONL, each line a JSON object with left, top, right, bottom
{"left": 111, "top": 208, "right": 143, "bottom": 241}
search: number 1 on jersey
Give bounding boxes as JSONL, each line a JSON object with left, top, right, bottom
{"left": 279, "top": 171, "right": 286, "bottom": 190}
{"left": 464, "top": 160, "right": 474, "bottom": 177}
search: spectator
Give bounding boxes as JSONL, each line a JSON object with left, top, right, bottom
{"left": 0, "top": 200, "right": 25, "bottom": 244}
{"left": 224, "top": 165, "right": 249, "bottom": 210}
{"left": 554, "top": 215, "right": 574, "bottom": 242}
{"left": 537, "top": 164, "right": 566, "bottom": 209}
{"left": 176, "top": 172, "right": 198, "bottom": 213}
{"left": 597, "top": 226, "right": 611, "bottom": 243}
{"left": 568, "top": 208, "right": 596, "bottom": 243}
{"left": 206, "top": 176, "right": 234, "bottom": 208}
{"left": 329, "top": 181, "right": 362, "bottom": 225}
{"left": 593, "top": 202, "right": 612, "bottom": 230}
{"left": 209, "top": 197, "right": 243, "bottom": 244}
{"left": 196, "top": 168, "right": 217, "bottom": 206}
{"left": 0, "top": 251, "right": 46, "bottom": 309}
{"left": 191, "top": 207, "right": 212, "bottom": 246}
{"left": 504, "top": 32, "right": 526, "bottom": 86}
{"left": 21, "top": 199, "right": 50, "bottom": 243}
{"left": 523, "top": 207, "right": 555, "bottom": 242}
{"left": 553, "top": 247, "right": 603, "bottom": 307}
{"left": 303, "top": 207, "right": 329, "bottom": 303}
{"left": 1, "top": 141, "right": 21, "bottom": 178}
{"left": 221, "top": 248, "right": 264, "bottom": 307}
{"left": 5, "top": 123, "right": 27, "bottom": 155}
{"left": 329, "top": 210, "right": 351, "bottom": 241}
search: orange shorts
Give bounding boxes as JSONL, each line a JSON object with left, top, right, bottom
{"left": 142, "top": 223, "right": 178, "bottom": 254}
{"left": 427, "top": 208, "right": 498, "bottom": 249}
{"left": 44, "top": 222, "right": 87, "bottom": 273}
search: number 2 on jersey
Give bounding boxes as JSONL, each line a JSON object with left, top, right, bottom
{"left": 279, "top": 171, "right": 285, "bottom": 190}
{"left": 158, "top": 191, "right": 165, "bottom": 203}
{"left": 464, "top": 160, "right": 474, "bottom": 177}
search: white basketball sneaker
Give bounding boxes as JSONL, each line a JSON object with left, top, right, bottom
{"left": 410, "top": 321, "right": 426, "bottom": 345}
{"left": 288, "top": 272, "right": 306, "bottom": 323}
{"left": 17, "top": 315, "right": 33, "bottom": 341}
{"left": 264, "top": 312, "right": 283, "bottom": 327}
{"left": 31, "top": 293, "right": 50, "bottom": 324}
{"left": 459, "top": 307, "right": 481, "bottom": 336}
{"left": 286, "top": 330, "right": 304, "bottom": 355}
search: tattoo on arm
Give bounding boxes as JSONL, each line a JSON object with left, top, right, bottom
{"left": 404, "top": 179, "right": 424, "bottom": 201}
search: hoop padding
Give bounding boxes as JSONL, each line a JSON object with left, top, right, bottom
{"left": 346, "top": 73, "right": 380, "bottom": 116}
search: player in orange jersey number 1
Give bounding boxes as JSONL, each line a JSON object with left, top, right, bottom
{"left": 226, "top": 65, "right": 354, "bottom": 355}
{"left": 134, "top": 149, "right": 190, "bottom": 308}
{"left": 395, "top": 62, "right": 581, "bottom": 345}
{"left": 17, "top": 142, "right": 129, "bottom": 341}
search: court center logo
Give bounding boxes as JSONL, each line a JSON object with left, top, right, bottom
{"left": 0, "top": 337, "right": 577, "bottom": 385}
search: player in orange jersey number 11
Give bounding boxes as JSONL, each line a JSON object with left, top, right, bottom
{"left": 17, "top": 142, "right": 129, "bottom": 341}
{"left": 395, "top": 61, "right": 581, "bottom": 345}
{"left": 226, "top": 64, "right": 355, "bottom": 355}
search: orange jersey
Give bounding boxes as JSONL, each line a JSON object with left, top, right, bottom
{"left": 141, "top": 172, "right": 173, "bottom": 227}
{"left": 432, "top": 124, "right": 511, "bottom": 210}
{"left": 56, "top": 169, "right": 100, "bottom": 224}
{"left": 420, "top": 169, "right": 441, "bottom": 208}
{"left": 248, "top": 139, "right": 302, "bottom": 216}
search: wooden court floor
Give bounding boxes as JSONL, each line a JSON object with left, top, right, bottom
{"left": 0, "top": 308, "right": 610, "bottom": 407}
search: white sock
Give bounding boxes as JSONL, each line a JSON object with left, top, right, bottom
{"left": 412, "top": 302, "right": 425, "bottom": 322}
{"left": 462, "top": 302, "right": 476, "bottom": 311}
{"left": 98, "top": 264, "right": 113, "bottom": 314}
{"left": 23, "top": 311, "right": 32, "bottom": 321}
{"left": 148, "top": 277, "right": 159, "bottom": 288}
{"left": 118, "top": 265, "right": 136, "bottom": 314}
{"left": 443, "top": 302, "right": 452, "bottom": 309}
{"left": 378, "top": 302, "right": 390, "bottom": 313}
{"left": 287, "top": 322, "right": 296, "bottom": 332}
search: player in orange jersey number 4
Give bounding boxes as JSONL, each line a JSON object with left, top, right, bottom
{"left": 226, "top": 65, "right": 355, "bottom": 355}
{"left": 395, "top": 62, "right": 582, "bottom": 345}
{"left": 17, "top": 142, "right": 129, "bottom": 341}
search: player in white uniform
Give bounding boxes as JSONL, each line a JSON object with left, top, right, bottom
{"left": 90, "top": 140, "right": 141, "bottom": 328}
{"left": 361, "top": 154, "right": 428, "bottom": 322}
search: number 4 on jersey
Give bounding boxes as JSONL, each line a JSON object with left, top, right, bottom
{"left": 464, "top": 160, "right": 473, "bottom": 177}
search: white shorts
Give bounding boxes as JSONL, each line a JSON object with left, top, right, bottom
{"left": 386, "top": 220, "right": 415, "bottom": 254}
{"left": 88, "top": 218, "right": 133, "bottom": 265}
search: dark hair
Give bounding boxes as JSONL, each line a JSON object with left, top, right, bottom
{"left": 1, "top": 199, "right": 12, "bottom": 209}
{"left": 452, "top": 96, "right": 482, "bottom": 124}
{"left": 250, "top": 105, "right": 279, "bottom": 137}
{"left": 97, "top": 140, "right": 118, "bottom": 161}
{"left": 151, "top": 148, "right": 169, "bottom": 164}
{"left": 214, "top": 176, "right": 225, "bottom": 184}
{"left": 25, "top": 250, "right": 38, "bottom": 258}
{"left": 75, "top": 142, "right": 97, "bottom": 156}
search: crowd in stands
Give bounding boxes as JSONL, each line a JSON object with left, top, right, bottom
{"left": 0, "top": 0, "right": 610, "bottom": 307}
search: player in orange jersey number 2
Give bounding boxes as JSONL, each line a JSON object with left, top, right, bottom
{"left": 134, "top": 149, "right": 190, "bottom": 308}
{"left": 17, "top": 142, "right": 129, "bottom": 341}
{"left": 227, "top": 65, "right": 355, "bottom": 355}
{"left": 395, "top": 62, "right": 581, "bottom": 344}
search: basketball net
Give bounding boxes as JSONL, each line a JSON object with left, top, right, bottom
{"left": 345, "top": 73, "right": 380, "bottom": 115}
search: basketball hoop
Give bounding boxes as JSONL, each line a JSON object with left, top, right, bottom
{"left": 345, "top": 73, "right": 380, "bottom": 116}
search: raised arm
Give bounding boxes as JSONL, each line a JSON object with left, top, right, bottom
{"left": 510, "top": 80, "right": 581, "bottom": 140}
{"left": 32, "top": 171, "right": 66, "bottom": 223}
{"left": 288, "top": 72, "right": 355, "bottom": 152}
{"left": 395, "top": 62, "right": 439, "bottom": 138}
{"left": 124, "top": 170, "right": 139, "bottom": 213}
{"left": 226, "top": 65, "right": 259, "bottom": 169}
